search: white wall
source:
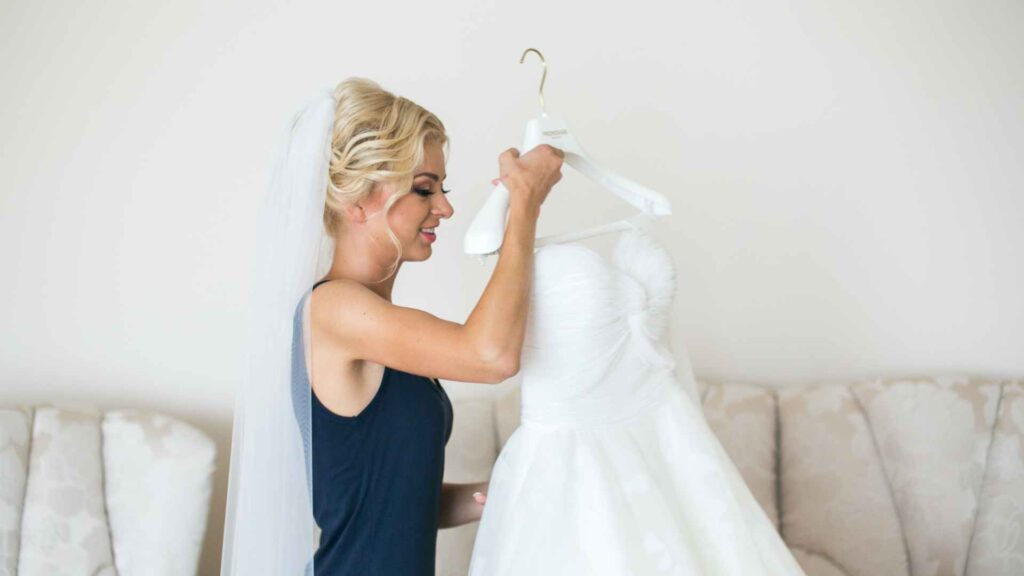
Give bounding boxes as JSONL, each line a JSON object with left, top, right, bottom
{"left": 2, "top": 0, "right": 1021, "bottom": 573}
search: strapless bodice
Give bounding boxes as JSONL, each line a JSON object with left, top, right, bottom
{"left": 520, "top": 227, "right": 678, "bottom": 427}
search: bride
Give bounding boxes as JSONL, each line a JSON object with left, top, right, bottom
{"left": 220, "top": 77, "right": 564, "bottom": 575}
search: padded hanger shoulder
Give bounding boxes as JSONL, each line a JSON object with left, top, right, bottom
{"left": 463, "top": 48, "right": 672, "bottom": 256}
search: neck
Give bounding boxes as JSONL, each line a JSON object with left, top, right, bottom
{"left": 325, "top": 234, "right": 400, "bottom": 302}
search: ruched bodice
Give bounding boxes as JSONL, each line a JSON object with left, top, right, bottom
{"left": 519, "top": 227, "right": 680, "bottom": 427}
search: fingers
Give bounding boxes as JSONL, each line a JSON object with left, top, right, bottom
{"left": 494, "top": 144, "right": 563, "bottom": 209}
{"left": 497, "top": 147, "right": 520, "bottom": 180}
{"left": 540, "top": 143, "right": 565, "bottom": 158}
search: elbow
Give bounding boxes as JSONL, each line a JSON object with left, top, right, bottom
{"left": 473, "top": 331, "right": 521, "bottom": 383}
{"left": 483, "top": 349, "right": 520, "bottom": 384}
{"left": 499, "top": 353, "right": 520, "bottom": 382}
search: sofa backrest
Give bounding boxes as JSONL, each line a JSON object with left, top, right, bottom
{"left": 439, "top": 376, "right": 1024, "bottom": 576}
{"left": 0, "top": 405, "right": 216, "bottom": 576}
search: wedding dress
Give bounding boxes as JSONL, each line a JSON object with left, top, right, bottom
{"left": 467, "top": 226, "right": 807, "bottom": 575}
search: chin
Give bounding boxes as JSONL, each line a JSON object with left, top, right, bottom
{"left": 412, "top": 239, "right": 433, "bottom": 260}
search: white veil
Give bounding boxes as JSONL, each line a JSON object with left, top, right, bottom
{"left": 221, "top": 89, "right": 337, "bottom": 575}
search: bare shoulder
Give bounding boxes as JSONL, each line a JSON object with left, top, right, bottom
{"left": 308, "top": 278, "right": 511, "bottom": 385}
{"left": 308, "top": 278, "right": 382, "bottom": 339}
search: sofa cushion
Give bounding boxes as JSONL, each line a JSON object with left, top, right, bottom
{"left": 701, "top": 380, "right": 779, "bottom": 529}
{"left": 779, "top": 382, "right": 909, "bottom": 575}
{"left": 0, "top": 407, "right": 33, "bottom": 575}
{"left": 855, "top": 377, "right": 1002, "bottom": 576}
{"left": 103, "top": 409, "right": 217, "bottom": 576}
{"left": 17, "top": 406, "right": 116, "bottom": 575}
{"left": 964, "top": 380, "right": 1024, "bottom": 576}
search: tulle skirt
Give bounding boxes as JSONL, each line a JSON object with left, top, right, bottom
{"left": 467, "top": 376, "right": 807, "bottom": 575}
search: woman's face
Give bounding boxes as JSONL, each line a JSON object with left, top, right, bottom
{"left": 376, "top": 141, "right": 454, "bottom": 262}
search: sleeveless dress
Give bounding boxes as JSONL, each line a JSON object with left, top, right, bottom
{"left": 292, "top": 279, "right": 454, "bottom": 575}
{"left": 467, "top": 227, "right": 807, "bottom": 575}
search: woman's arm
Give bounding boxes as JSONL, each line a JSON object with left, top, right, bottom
{"left": 463, "top": 198, "right": 538, "bottom": 377}
{"left": 311, "top": 146, "right": 563, "bottom": 385}
{"left": 455, "top": 145, "right": 564, "bottom": 376}
{"left": 438, "top": 480, "right": 489, "bottom": 529}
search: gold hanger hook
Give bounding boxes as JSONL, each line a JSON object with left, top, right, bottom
{"left": 519, "top": 47, "right": 546, "bottom": 113}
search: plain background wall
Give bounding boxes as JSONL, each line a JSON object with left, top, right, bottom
{"left": 2, "top": 0, "right": 1021, "bottom": 573}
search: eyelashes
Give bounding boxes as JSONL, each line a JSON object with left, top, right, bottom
{"left": 414, "top": 188, "right": 451, "bottom": 196}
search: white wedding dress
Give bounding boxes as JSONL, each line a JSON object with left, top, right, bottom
{"left": 467, "top": 226, "right": 807, "bottom": 575}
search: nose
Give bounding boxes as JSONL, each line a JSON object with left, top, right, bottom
{"left": 432, "top": 191, "right": 454, "bottom": 220}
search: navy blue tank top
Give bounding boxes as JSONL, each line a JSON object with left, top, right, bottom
{"left": 291, "top": 279, "right": 454, "bottom": 575}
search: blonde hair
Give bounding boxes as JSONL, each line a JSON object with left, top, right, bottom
{"left": 325, "top": 77, "right": 449, "bottom": 282}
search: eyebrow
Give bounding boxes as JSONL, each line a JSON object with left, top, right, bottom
{"left": 414, "top": 172, "right": 446, "bottom": 181}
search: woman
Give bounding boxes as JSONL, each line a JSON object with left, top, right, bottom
{"left": 223, "top": 77, "right": 564, "bottom": 575}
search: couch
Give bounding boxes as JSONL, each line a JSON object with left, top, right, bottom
{"left": 0, "top": 405, "right": 216, "bottom": 576}
{"left": 439, "top": 376, "right": 1024, "bottom": 576}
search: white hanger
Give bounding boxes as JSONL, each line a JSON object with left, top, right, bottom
{"left": 534, "top": 212, "right": 656, "bottom": 250}
{"left": 464, "top": 48, "right": 672, "bottom": 257}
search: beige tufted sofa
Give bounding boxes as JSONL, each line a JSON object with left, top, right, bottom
{"left": 0, "top": 405, "right": 216, "bottom": 576}
{"left": 438, "top": 376, "right": 1024, "bottom": 576}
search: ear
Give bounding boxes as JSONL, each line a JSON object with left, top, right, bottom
{"left": 340, "top": 201, "right": 366, "bottom": 224}
{"left": 340, "top": 184, "right": 385, "bottom": 224}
